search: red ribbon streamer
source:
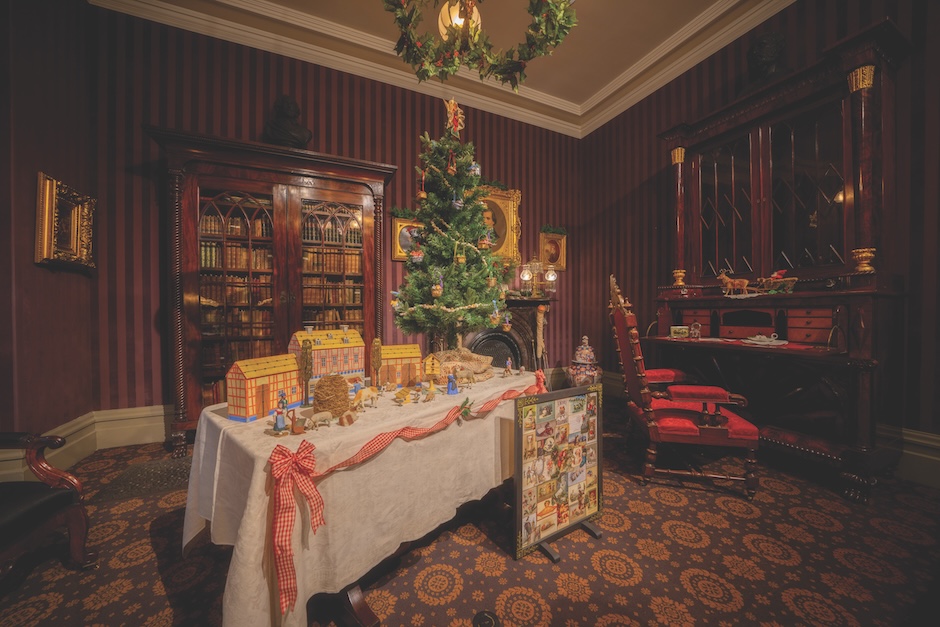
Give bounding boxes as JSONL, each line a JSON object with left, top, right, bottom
{"left": 267, "top": 383, "right": 540, "bottom": 614}
{"left": 268, "top": 440, "right": 325, "bottom": 614}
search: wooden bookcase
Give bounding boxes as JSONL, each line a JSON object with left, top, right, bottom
{"left": 148, "top": 128, "right": 395, "bottom": 454}
{"left": 653, "top": 21, "right": 909, "bottom": 500}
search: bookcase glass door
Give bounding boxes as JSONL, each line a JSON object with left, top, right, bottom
{"left": 198, "top": 190, "right": 277, "bottom": 406}
{"left": 300, "top": 199, "right": 365, "bottom": 336}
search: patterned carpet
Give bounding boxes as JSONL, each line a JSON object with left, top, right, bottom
{"left": 1, "top": 419, "right": 939, "bottom": 626}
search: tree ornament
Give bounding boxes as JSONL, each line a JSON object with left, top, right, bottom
{"left": 417, "top": 170, "right": 428, "bottom": 200}
{"left": 486, "top": 275, "right": 497, "bottom": 288}
{"left": 447, "top": 150, "right": 457, "bottom": 175}
{"left": 469, "top": 161, "right": 481, "bottom": 177}
{"left": 501, "top": 312, "right": 512, "bottom": 332}
{"left": 409, "top": 242, "right": 424, "bottom": 264}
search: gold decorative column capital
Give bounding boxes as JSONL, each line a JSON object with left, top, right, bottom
{"left": 672, "top": 269, "right": 686, "bottom": 286}
{"left": 670, "top": 147, "right": 686, "bottom": 165}
{"left": 848, "top": 65, "right": 875, "bottom": 92}
{"left": 852, "top": 247, "right": 876, "bottom": 273}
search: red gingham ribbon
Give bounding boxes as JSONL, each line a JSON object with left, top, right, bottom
{"left": 268, "top": 440, "right": 325, "bottom": 614}
{"left": 268, "top": 383, "right": 540, "bottom": 615}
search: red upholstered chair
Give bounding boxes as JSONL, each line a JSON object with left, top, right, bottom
{"left": 0, "top": 433, "right": 98, "bottom": 578}
{"left": 608, "top": 275, "right": 759, "bottom": 498}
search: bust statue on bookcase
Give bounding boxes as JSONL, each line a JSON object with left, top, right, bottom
{"left": 262, "top": 95, "right": 313, "bottom": 149}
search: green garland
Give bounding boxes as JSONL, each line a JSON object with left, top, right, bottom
{"left": 383, "top": 0, "right": 578, "bottom": 91}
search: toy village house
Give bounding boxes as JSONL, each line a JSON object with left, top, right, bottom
{"left": 288, "top": 327, "right": 366, "bottom": 385}
{"left": 378, "top": 343, "right": 423, "bottom": 387}
{"left": 225, "top": 354, "right": 303, "bottom": 422}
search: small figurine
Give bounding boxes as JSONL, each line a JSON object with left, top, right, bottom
{"left": 273, "top": 391, "right": 288, "bottom": 432}
{"left": 310, "top": 411, "right": 333, "bottom": 429}
{"left": 504, "top": 357, "right": 513, "bottom": 377}
{"left": 447, "top": 373, "right": 459, "bottom": 395}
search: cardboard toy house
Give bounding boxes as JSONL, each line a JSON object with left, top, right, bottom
{"left": 378, "top": 344, "right": 423, "bottom": 387}
{"left": 226, "top": 354, "right": 303, "bottom": 422}
{"left": 288, "top": 327, "right": 365, "bottom": 384}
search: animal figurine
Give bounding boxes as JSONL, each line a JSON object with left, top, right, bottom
{"left": 717, "top": 269, "right": 755, "bottom": 295}
{"left": 310, "top": 410, "right": 334, "bottom": 429}
{"left": 454, "top": 367, "right": 476, "bottom": 388}
{"left": 338, "top": 410, "right": 357, "bottom": 426}
{"left": 422, "top": 388, "right": 436, "bottom": 402}
{"left": 351, "top": 386, "right": 379, "bottom": 410}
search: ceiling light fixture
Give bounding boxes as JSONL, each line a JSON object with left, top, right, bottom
{"left": 383, "top": 0, "right": 578, "bottom": 91}
{"left": 437, "top": 1, "right": 481, "bottom": 40}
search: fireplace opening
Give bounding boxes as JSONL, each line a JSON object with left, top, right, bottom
{"left": 466, "top": 331, "right": 522, "bottom": 372}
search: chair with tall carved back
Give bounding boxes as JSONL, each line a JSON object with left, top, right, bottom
{"left": 0, "top": 432, "right": 98, "bottom": 579}
{"left": 608, "top": 275, "right": 759, "bottom": 498}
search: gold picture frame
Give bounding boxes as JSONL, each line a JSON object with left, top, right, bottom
{"left": 481, "top": 187, "right": 521, "bottom": 265}
{"left": 539, "top": 231, "right": 567, "bottom": 271}
{"left": 392, "top": 218, "right": 424, "bottom": 261}
{"left": 35, "top": 172, "right": 96, "bottom": 269}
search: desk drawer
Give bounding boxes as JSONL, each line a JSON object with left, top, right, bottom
{"left": 720, "top": 325, "right": 773, "bottom": 339}
{"left": 788, "top": 317, "right": 833, "bottom": 329}
{"left": 788, "top": 328, "right": 832, "bottom": 344}
{"left": 790, "top": 308, "right": 833, "bottom": 318}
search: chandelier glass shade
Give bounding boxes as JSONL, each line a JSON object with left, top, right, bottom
{"left": 437, "top": 1, "right": 481, "bottom": 40}
{"left": 383, "top": 0, "right": 578, "bottom": 91}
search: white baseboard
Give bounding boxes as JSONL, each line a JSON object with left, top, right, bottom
{"left": 0, "top": 405, "right": 170, "bottom": 482}
{"left": 891, "top": 428, "right": 940, "bottom": 489}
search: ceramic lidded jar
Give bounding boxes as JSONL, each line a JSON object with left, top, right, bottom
{"left": 567, "top": 335, "right": 602, "bottom": 386}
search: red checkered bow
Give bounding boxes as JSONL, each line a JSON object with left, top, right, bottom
{"left": 269, "top": 440, "right": 325, "bottom": 615}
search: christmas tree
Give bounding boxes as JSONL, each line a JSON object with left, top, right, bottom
{"left": 393, "top": 99, "right": 513, "bottom": 351}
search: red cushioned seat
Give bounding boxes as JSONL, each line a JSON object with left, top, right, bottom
{"left": 610, "top": 274, "right": 759, "bottom": 498}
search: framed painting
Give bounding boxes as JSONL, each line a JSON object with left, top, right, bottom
{"left": 480, "top": 187, "right": 521, "bottom": 265}
{"left": 35, "top": 172, "right": 96, "bottom": 269}
{"left": 515, "top": 384, "right": 603, "bottom": 560}
{"left": 539, "top": 231, "right": 566, "bottom": 271}
{"left": 392, "top": 218, "right": 423, "bottom": 261}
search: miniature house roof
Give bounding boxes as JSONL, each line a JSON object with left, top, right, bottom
{"left": 290, "top": 328, "right": 364, "bottom": 349}
{"left": 228, "top": 353, "right": 299, "bottom": 378}
{"left": 381, "top": 343, "right": 422, "bottom": 359}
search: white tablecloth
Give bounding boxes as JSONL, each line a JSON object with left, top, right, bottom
{"left": 183, "top": 372, "right": 534, "bottom": 627}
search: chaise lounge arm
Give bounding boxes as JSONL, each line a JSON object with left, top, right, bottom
{"left": 0, "top": 432, "right": 84, "bottom": 495}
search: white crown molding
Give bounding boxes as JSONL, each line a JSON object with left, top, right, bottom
{"left": 580, "top": 0, "right": 797, "bottom": 136}
{"left": 89, "top": 0, "right": 793, "bottom": 138}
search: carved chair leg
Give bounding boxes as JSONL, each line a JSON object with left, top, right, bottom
{"left": 643, "top": 442, "right": 658, "bottom": 484}
{"left": 744, "top": 447, "right": 758, "bottom": 500}
{"left": 65, "top": 504, "right": 99, "bottom": 570}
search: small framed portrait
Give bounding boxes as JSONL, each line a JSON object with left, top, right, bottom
{"left": 480, "top": 187, "right": 521, "bottom": 265}
{"left": 35, "top": 172, "right": 96, "bottom": 270}
{"left": 539, "top": 231, "right": 566, "bottom": 271}
{"left": 392, "top": 218, "right": 423, "bottom": 261}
